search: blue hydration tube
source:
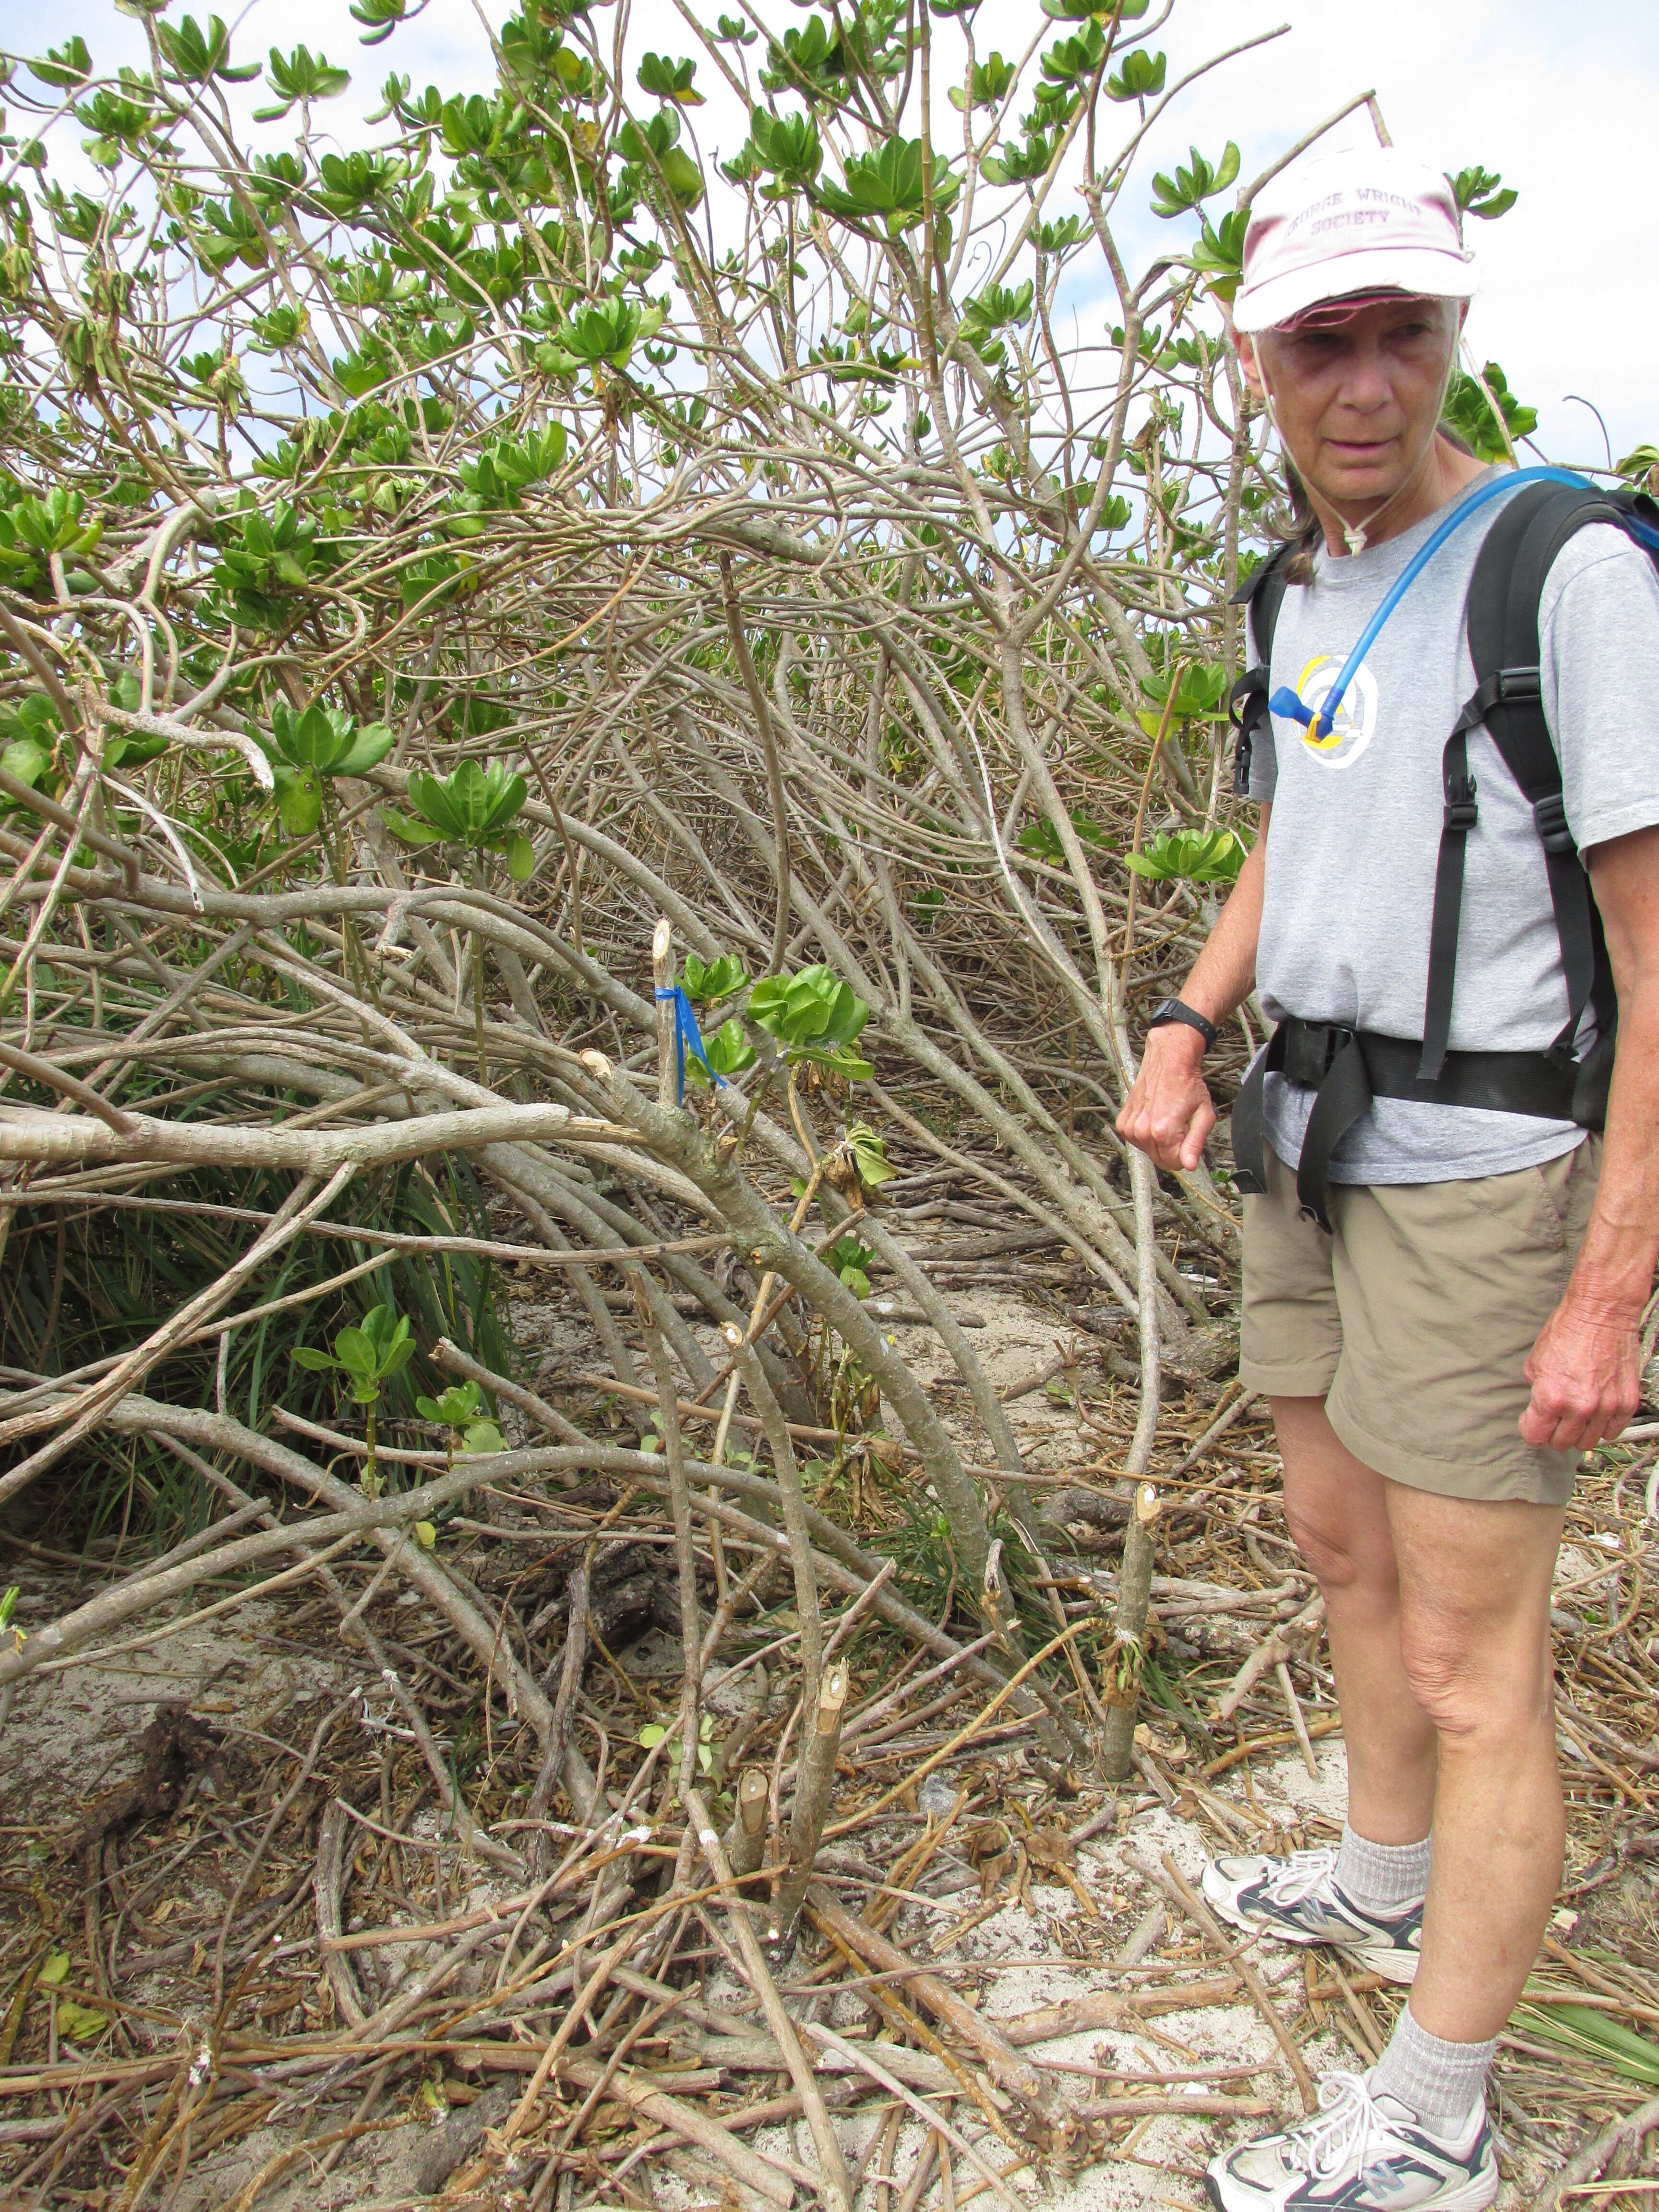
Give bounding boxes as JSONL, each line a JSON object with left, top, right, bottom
{"left": 1270, "top": 465, "right": 1659, "bottom": 741}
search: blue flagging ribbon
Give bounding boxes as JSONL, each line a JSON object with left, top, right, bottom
{"left": 1270, "top": 466, "right": 1659, "bottom": 742}
{"left": 656, "top": 984, "right": 725, "bottom": 1104}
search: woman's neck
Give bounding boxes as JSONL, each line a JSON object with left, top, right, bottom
{"left": 1308, "top": 434, "right": 1490, "bottom": 558}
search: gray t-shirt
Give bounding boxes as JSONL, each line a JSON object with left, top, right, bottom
{"left": 1248, "top": 472, "right": 1659, "bottom": 1183}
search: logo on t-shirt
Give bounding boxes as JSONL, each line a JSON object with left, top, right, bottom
{"left": 1287, "top": 654, "right": 1378, "bottom": 769}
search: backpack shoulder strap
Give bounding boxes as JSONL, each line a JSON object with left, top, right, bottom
{"left": 1238, "top": 539, "right": 1296, "bottom": 664}
{"left": 1419, "top": 481, "right": 1626, "bottom": 1087}
{"left": 1228, "top": 542, "right": 1296, "bottom": 796}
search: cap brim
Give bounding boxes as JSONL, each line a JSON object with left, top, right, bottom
{"left": 1232, "top": 246, "right": 1478, "bottom": 335}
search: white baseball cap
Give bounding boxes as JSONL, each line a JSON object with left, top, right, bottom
{"left": 1231, "top": 145, "right": 1478, "bottom": 335}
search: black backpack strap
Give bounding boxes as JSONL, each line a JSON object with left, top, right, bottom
{"left": 1229, "top": 545, "right": 1295, "bottom": 798}
{"left": 1419, "top": 481, "right": 1626, "bottom": 1088}
{"left": 1229, "top": 1022, "right": 1284, "bottom": 1197}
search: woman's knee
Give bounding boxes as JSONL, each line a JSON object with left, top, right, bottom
{"left": 1282, "top": 1493, "right": 1397, "bottom": 1599}
{"left": 1274, "top": 1400, "right": 1397, "bottom": 1600}
{"left": 1398, "top": 1606, "right": 1553, "bottom": 1741}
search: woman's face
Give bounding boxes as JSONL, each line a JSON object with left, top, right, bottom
{"left": 1238, "top": 297, "right": 1462, "bottom": 513}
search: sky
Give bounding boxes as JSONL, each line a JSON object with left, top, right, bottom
{"left": 15, "top": 0, "right": 1658, "bottom": 466}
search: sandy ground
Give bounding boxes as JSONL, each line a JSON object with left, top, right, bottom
{"left": 2, "top": 1280, "right": 1587, "bottom": 2208}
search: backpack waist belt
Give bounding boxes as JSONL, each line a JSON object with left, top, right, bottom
{"left": 1230, "top": 1016, "right": 1611, "bottom": 1233}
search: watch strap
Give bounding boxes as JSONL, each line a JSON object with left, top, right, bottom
{"left": 1147, "top": 998, "right": 1218, "bottom": 1050}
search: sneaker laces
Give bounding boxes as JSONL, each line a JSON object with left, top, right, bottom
{"left": 1287, "top": 2071, "right": 1391, "bottom": 2179}
{"left": 1260, "top": 1847, "right": 1340, "bottom": 1910}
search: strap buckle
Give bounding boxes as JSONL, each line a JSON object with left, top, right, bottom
{"left": 1455, "top": 664, "right": 1543, "bottom": 734}
{"left": 1443, "top": 773, "right": 1479, "bottom": 834}
{"left": 1488, "top": 664, "right": 1542, "bottom": 708}
{"left": 1533, "top": 790, "right": 1575, "bottom": 855}
{"left": 1281, "top": 1020, "right": 1356, "bottom": 1088}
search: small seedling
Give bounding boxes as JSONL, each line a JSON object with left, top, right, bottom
{"left": 637, "top": 1712, "right": 716, "bottom": 1775}
{"left": 293, "top": 1303, "right": 415, "bottom": 1497}
{"left": 414, "top": 1378, "right": 505, "bottom": 1459}
{"left": 827, "top": 1233, "right": 875, "bottom": 1298}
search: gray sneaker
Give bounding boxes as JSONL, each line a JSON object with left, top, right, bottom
{"left": 1206, "top": 2070, "right": 1498, "bottom": 2210}
{"left": 1202, "top": 1846, "right": 1424, "bottom": 1984}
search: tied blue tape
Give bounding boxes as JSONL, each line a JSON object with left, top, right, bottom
{"left": 1270, "top": 465, "right": 1659, "bottom": 742}
{"left": 655, "top": 984, "right": 725, "bottom": 1104}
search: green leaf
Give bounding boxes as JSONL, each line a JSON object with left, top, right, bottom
{"left": 818, "top": 139, "right": 960, "bottom": 234}
{"left": 334, "top": 1326, "right": 379, "bottom": 1378}
{"left": 1124, "top": 827, "right": 1248, "bottom": 886}
{"left": 749, "top": 107, "right": 822, "bottom": 190}
{"left": 278, "top": 701, "right": 354, "bottom": 772}
{"left": 28, "top": 37, "right": 94, "bottom": 91}
{"left": 1181, "top": 207, "right": 1249, "bottom": 302}
{"left": 1040, "top": 0, "right": 1149, "bottom": 19}
{"left": 258, "top": 43, "right": 351, "bottom": 121}
{"left": 1451, "top": 165, "right": 1517, "bottom": 221}
{"left": 949, "top": 53, "right": 1016, "bottom": 112}
{"left": 681, "top": 951, "right": 750, "bottom": 1003}
{"left": 40, "top": 1951, "right": 71, "bottom": 1987}
{"left": 0, "top": 737, "right": 54, "bottom": 803}
{"left": 1151, "top": 142, "right": 1240, "bottom": 219}
{"left": 1514, "top": 2000, "right": 1659, "bottom": 2086}
{"left": 1443, "top": 361, "right": 1537, "bottom": 463}
{"left": 335, "top": 721, "right": 396, "bottom": 776}
{"left": 846, "top": 1121, "right": 897, "bottom": 1190}
{"left": 291, "top": 1346, "right": 342, "bottom": 1373}
{"left": 460, "top": 1419, "right": 505, "bottom": 1454}
{"left": 1106, "top": 48, "right": 1165, "bottom": 100}
{"left": 981, "top": 135, "right": 1054, "bottom": 188}
{"left": 381, "top": 806, "right": 445, "bottom": 847}
{"left": 686, "top": 1015, "right": 757, "bottom": 1086}
{"left": 637, "top": 1722, "right": 669, "bottom": 1750}
{"left": 748, "top": 964, "right": 870, "bottom": 1067}
{"left": 56, "top": 2000, "right": 110, "bottom": 2042}
{"left": 1017, "top": 808, "right": 1112, "bottom": 864}
{"left": 351, "top": 0, "right": 416, "bottom": 48}
{"left": 270, "top": 763, "right": 324, "bottom": 838}
{"left": 1139, "top": 663, "right": 1232, "bottom": 723}
{"left": 414, "top": 1519, "right": 437, "bottom": 1549}
{"left": 158, "top": 15, "right": 261, "bottom": 85}
{"left": 638, "top": 52, "right": 703, "bottom": 105}
{"left": 536, "top": 295, "right": 663, "bottom": 375}
{"left": 405, "top": 760, "right": 527, "bottom": 851}
{"left": 506, "top": 831, "right": 535, "bottom": 881}
{"left": 417, "top": 1382, "right": 483, "bottom": 1427}
{"left": 958, "top": 280, "right": 1034, "bottom": 368}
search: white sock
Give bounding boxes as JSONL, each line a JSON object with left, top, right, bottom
{"left": 1334, "top": 1823, "right": 1431, "bottom": 1914}
{"left": 1373, "top": 2004, "right": 1495, "bottom": 2134}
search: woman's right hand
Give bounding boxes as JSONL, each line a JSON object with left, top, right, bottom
{"left": 1117, "top": 1025, "right": 1217, "bottom": 1172}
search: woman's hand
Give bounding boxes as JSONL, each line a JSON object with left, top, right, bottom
{"left": 1117, "top": 1025, "right": 1217, "bottom": 1172}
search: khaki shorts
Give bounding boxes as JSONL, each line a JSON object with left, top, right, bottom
{"left": 1239, "top": 1137, "right": 1601, "bottom": 1506}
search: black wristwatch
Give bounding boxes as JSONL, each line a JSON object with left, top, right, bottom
{"left": 1147, "top": 997, "right": 1218, "bottom": 1051}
